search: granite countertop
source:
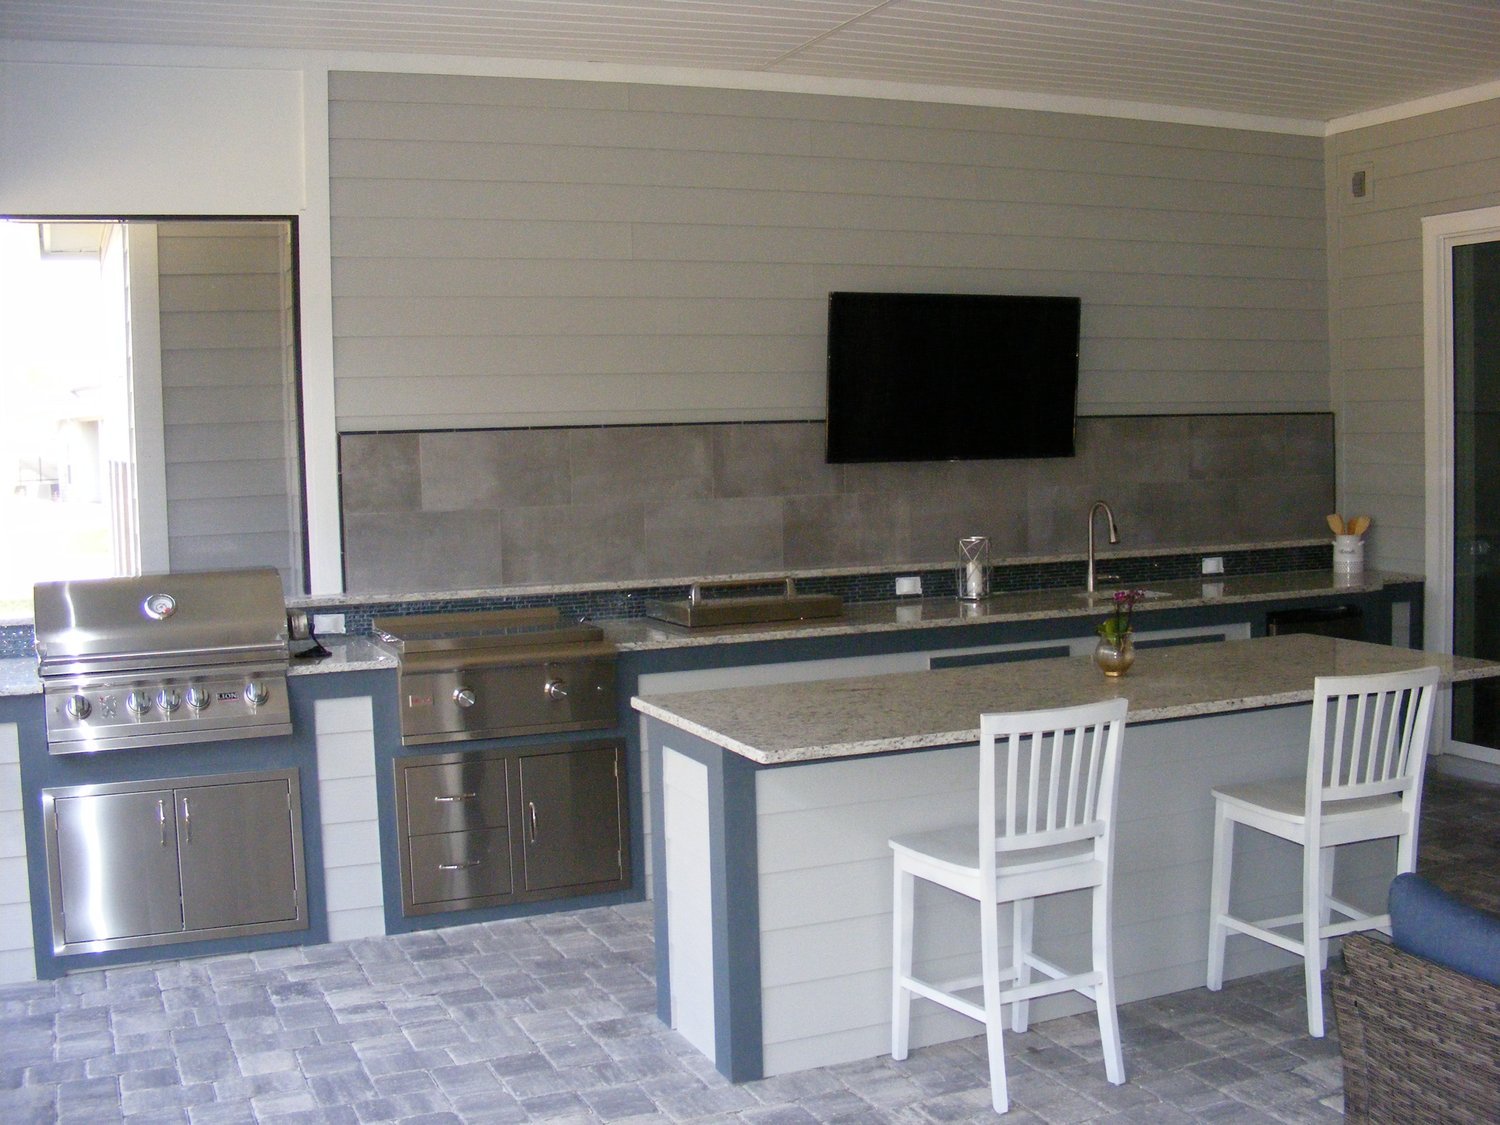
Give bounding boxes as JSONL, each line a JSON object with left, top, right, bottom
{"left": 631, "top": 634, "right": 1498, "bottom": 766}
{"left": 601, "top": 569, "right": 1419, "bottom": 651}
{"left": 0, "top": 636, "right": 394, "bottom": 698}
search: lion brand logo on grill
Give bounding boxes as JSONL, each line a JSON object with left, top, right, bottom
{"left": 408, "top": 693, "right": 434, "bottom": 709}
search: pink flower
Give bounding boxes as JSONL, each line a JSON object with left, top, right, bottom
{"left": 1098, "top": 589, "right": 1143, "bottom": 643}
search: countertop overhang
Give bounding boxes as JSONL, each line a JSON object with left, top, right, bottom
{"left": 631, "top": 634, "right": 1500, "bottom": 766}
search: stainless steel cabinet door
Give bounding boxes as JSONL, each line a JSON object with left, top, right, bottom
{"left": 55, "top": 790, "right": 183, "bottom": 945}
{"left": 517, "top": 745, "right": 623, "bottom": 893}
{"left": 177, "top": 778, "right": 299, "bottom": 931}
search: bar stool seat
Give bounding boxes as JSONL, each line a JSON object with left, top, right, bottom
{"left": 890, "top": 697, "right": 1129, "bottom": 1114}
{"left": 1206, "top": 665, "right": 1440, "bottom": 1038}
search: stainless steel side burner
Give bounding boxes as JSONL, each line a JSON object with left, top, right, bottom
{"left": 33, "top": 568, "right": 293, "bottom": 754}
{"left": 373, "top": 607, "right": 618, "bottom": 746}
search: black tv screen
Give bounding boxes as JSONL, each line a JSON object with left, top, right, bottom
{"left": 825, "top": 291, "right": 1081, "bottom": 463}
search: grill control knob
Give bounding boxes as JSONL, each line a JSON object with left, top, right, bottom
{"left": 64, "top": 694, "right": 92, "bottom": 721}
{"left": 126, "top": 689, "right": 153, "bottom": 716}
{"left": 243, "top": 680, "right": 270, "bottom": 707}
{"left": 544, "top": 679, "right": 568, "bottom": 700}
{"left": 157, "top": 688, "right": 182, "bottom": 714}
{"left": 453, "top": 687, "right": 476, "bottom": 709}
{"left": 185, "top": 686, "right": 211, "bottom": 712}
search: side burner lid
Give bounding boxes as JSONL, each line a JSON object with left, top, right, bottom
{"left": 372, "top": 606, "right": 605, "bottom": 656}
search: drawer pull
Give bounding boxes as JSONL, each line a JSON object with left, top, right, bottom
{"left": 437, "top": 859, "right": 482, "bottom": 871}
{"left": 433, "top": 793, "right": 478, "bottom": 803}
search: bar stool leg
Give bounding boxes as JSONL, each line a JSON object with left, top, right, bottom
{"left": 1206, "top": 803, "right": 1234, "bottom": 990}
{"left": 891, "top": 865, "right": 915, "bottom": 1060}
{"left": 1092, "top": 878, "right": 1126, "bottom": 1084}
{"left": 979, "top": 889, "right": 1010, "bottom": 1113}
{"left": 1302, "top": 844, "right": 1326, "bottom": 1037}
{"left": 1010, "top": 897, "right": 1034, "bottom": 1032}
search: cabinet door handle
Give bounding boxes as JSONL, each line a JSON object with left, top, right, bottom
{"left": 158, "top": 798, "right": 168, "bottom": 847}
{"left": 433, "top": 793, "right": 478, "bottom": 803}
{"left": 437, "top": 859, "right": 481, "bottom": 871}
{"left": 527, "top": 800, "right": 538, "bottom": 844}
{"left": 180, "top": 795, "right": 192, "bottom": 844}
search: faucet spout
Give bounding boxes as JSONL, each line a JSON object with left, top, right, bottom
{"left": 1087, "top": 501, "right": 1120, "bottom": 594}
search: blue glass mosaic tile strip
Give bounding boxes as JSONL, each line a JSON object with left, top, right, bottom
{"left": 1, "top": 544, "right": 1334, "bottom": 658}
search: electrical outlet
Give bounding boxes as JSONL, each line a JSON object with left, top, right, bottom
{"left": 313, "top": 613, "right": 346, "bottom": 635}
{"left": 895, "top": 576, "right": 922, "bottom": 597}
{"left": 1201, "top": 556, "right": 1224, "bottom": 576}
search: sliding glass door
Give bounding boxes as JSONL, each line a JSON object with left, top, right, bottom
{"left": 1449, "top": 238, "right": 1500, "bottom": 753}
{"left": 1425, "top": 206, "right": 1500, "bottom": 762}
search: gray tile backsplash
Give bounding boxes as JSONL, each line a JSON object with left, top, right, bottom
{"left": 338, "top": 414, "right": 1334, "bottom": 594}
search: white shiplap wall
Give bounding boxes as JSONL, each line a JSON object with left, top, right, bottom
{"left": 328, "top": 73, "right": 1328, "bottom": 431}
{"left": 1326, "top": 98, "right": 1500, "bottom": 574}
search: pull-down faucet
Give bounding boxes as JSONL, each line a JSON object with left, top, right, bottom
{"left": 1087, "top": 501, "right": 1120, "bottom": 594}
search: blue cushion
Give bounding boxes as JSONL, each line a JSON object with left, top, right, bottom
{"left": 1388, "top": 872, "right": 1500, "bottom": 987}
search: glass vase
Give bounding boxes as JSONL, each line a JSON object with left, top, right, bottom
{"left": 1093, "top": 633, "right": 1135, "bottom": 677}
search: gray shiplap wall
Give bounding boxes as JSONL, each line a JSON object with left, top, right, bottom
{"left": 1325, "top": 99, "right": 1500, "bottom": 573}
{"left": 156, "top": 221, "right": 303, "bottom": 587}
{"left": 328, "top": 72, "right": 1329, "bottom": 432}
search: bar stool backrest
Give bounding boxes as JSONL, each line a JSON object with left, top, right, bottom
{"left": 978, "top": 698, "right": 1129, "bottom": 876}
{"left": 1308, "top": 666, "right": 1440, "bottom": 816}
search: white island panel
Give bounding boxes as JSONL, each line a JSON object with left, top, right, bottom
{"left": 662, "top": 746, "right": 716, "bottom": 1062}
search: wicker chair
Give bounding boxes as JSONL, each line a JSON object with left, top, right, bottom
{"left": 1331, "top": 932, "right": 1500, "bottom": 1123}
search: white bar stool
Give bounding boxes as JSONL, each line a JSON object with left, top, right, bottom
{"left": 1206, "top": 665, "right": 1440, "bottom": 1037}
{"left": 889, "top": 697, "right": 1129, "bottom": 1114}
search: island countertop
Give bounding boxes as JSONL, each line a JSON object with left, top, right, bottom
{"left": 631, "top": 634, "right": 1500, "bottom": 766}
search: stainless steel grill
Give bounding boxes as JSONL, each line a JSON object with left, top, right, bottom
{"left": 33, "top": 568, "right": 293, "bottom": 754}
{"left": 374, "top": 607, "right": 617, "bottom": 745}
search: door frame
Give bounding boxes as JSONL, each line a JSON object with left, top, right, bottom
{"left": 1422, "top": 204, "right": 1500, "bottom": 763}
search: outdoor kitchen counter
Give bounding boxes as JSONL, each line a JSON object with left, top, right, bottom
{"left": 634, "top": 635, "right": 1500, "bottom": 1083}
{"left": 601, "top": 569, "right": 1417, "bottom": 651}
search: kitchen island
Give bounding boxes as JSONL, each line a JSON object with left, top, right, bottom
{"left": 632, "top": 634, "right": 1500, "bottom": 1082}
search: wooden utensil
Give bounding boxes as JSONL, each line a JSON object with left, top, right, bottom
{"left": 1326, "top": 514, "right": 1345, "bottom": 535}
{"left": 1348, "top": 515, "right": 1370, "bottom": 536}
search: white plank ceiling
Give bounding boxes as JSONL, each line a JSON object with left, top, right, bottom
{"left": 3, "top": 1, "right": 1500, "bottom": 127}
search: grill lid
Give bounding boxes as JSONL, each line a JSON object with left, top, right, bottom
{"left": 34, "top": 567, "right": 290, "bottom": 676}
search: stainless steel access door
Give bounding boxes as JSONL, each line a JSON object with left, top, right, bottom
{"left": 517, "top": 743, "right": 624, "bottom": 893}
{"left": 54, "top": 788, "right": 184, "bottom": 945}
{"left": 44, "top": 768, "right": 307, "bottom": 955}
{"left": 177, "top": 778, "right": 300, "bottom": 932}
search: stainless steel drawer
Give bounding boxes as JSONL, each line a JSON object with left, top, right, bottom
{"left": 403, "top": 758, "right": 508, "bottom": 837}
{"left": 407, "top": 829, "right": 513, "bottom": 906}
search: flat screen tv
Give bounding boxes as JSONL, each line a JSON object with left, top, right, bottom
{"left": 825, "top": 291, "right": 1081, "bottom": 463}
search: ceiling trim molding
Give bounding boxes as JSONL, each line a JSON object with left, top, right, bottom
{"left": 1326, "top": 78, "right": 1500, "bottom": 137}
{"left": 2, "top": 36, "right": 1324, "bottom": 136}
